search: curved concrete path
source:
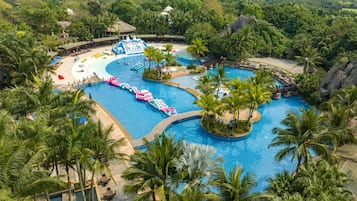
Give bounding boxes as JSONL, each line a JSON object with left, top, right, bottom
{"left": 131, "top": 110, "right": 202, "bottom": 148}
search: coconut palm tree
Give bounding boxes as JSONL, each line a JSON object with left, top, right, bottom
{"left": 0, "top": 111, "right": 64, "bottom": 199}
{"left": 152, "top": 49, "right": 165, "bottom": 79}
{"left": 144, "top": 46, "right": 156, "bottom": 69}
{"left": 249, "top": 69, "right": 275, "bottom": 91}
{"left": 211, "top": 64, "right": 228, "bottom": 98}
{"left": 196, "top": 74, "right": 215, "bottom": 95}
{"left": 122, "top": 133, "right": 183, "bottom": 201}
{"left": 195, "top": 94, "right": 221, "bottom": 128}
{"left": 187, "top": 38, "right": 209, "bottom": 59}
{"left": 245, "top": 82, "right": 271, "bottom": 129}
{"left": 265, "top": 171, "right": 295, "bottom": 198}
{"left": 231, "top": 26, "right": 256, "bottom": 61}
{"left": 324, "top": 102, "right": 355, "bottom": 146}
{"left": 329, "top": 85, "right": 357, "bottom": 119}
{"left": 213, "top": 166, "right": 259, "bottom": 201}
{"left": 295, "top": 46, "right": 322, "bottom": 74}
{"left": 269, "top": 108, "right": 338, "bottom": 171}
{"left": 222, "top": 89, "right": 248, "bottom": 133}
{"left": 84, "top": 120, "right": 127, "bottom": 201}
{"left": 294, "top": 160, "right": 353, "bottom": 200}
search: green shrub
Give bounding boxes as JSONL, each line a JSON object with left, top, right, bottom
{"left": 143, "top": 68, "right": 158, "bottom": 80}
{"left": 201, "top": 115, "right": 250, "bottom": 137}
{"left": 186, "top": 63, "right": 196, "bottom": 69}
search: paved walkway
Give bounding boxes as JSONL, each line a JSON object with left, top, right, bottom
{"left": 131, "top": 110, "right": 202, "bottom": 148}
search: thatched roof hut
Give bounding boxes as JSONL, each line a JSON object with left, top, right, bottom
{"left": 106, "top": 20, "right": 136, "bottom": 35}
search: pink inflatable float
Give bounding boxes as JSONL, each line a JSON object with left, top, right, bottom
{"left": 136, "top": 90, "right": 153, "bottom": 101}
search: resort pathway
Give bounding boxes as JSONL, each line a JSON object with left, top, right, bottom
{"left": 248, "top": 57, "right": 303, "bottom": 74}
{"left": 130, "top": 110, "right": 202, "bottom": 148}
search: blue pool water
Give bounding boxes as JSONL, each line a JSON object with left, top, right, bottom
{"left": 171, "top": 67, "right": 284, "bottom": 89}
{"left": 174, "top": 49, "right": 202, "bottom": 66}
{"left": 83, "top": 53, "right": 308, "bottom": 192}
{"left": 50, "top": 56, "right": 62, "bottom": 66}
{"left": 166, "top": 96, "right": 308, "bottom": 192}
{"left": 84, "top": 55, "right": 200, "bottom": 139}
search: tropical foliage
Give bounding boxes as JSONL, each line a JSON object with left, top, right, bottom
{"left": 195, "top": 67, "right": 273, "bottom": 135}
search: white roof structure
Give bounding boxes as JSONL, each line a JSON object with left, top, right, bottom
{"left": 66, "top": 8, "right": 75, "bottom": 16}
{"left": 163, "top": 6, "right": 173, "bottom": 12}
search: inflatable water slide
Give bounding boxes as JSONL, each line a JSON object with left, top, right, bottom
{"left": 106, "top": 76, "right": 177, "bottom": 116}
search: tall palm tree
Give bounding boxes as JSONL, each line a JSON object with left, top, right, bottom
{"left": 249, "top": 69, "right": 275, "bottom": 91}
{"left": 222, "top": 89, "right": 248, "bottom": 134}
{"left": 152, "top": 49, "right": 165, "bottom": 78}
{"left": 196, "top": 74, "right": 215, "bottom": 95}
{"left": 60, "top": 117, "right": 94, "bottom": 201}
{"left": 269, "top": 108, "right": 338, "bottom": 171}
{"left": 195, "top": 94, "right": 221, "bottom": 128}
{"left": 144, "top": 46, "right": 156, "bottom": 69}
{"left": 231, "top": 26, "right": 256, "bottom": 61}
{"left": 213, "top": 166, "right": 258, "bottom": 201}
{"left": 245, "top": 82, "right": 271, "bottom": 128}
{"left": 295, "top": 46, "right": 322, "bottom": 74}
{"left": 0, "top": 111, "right": 64, "bottom": 199}
{"left": 187, "top": 38, "right": 209, "bottom": 58}
{"left": 329, "top": 85, "right": 357, "bottom": 119}
{"left": 325, "top": 102, "right": 355, "bottom": 146}
{"left": 122, "top": 133, "right": 183, "bottom": 201}
{"left": 84, "top": 120, "right": 127, "bottom": 201}
{"left": 211, "top": 64, "right": 227, "bottom": 98}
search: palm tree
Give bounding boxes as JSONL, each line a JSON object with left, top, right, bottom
{"left": 211, "top": 64, "right": 227, "bottom": 98}
{"left": 195, "top": 94, "right": 221, "bottom": 128}
{"left": 294, "top": 160, "right": 354, "bottom": 200}
{"left": 222, "top": 89, "right": 248, "bottom": 134}
{"left": 249, "top": 69, "right": 275, "bottom": 91}
{"left": 196, "top": 74, "right": 215, "bottom": 95}
{"left": 231, "top": 26, "right": 256, "bottom": 61}
{"left": 60, "top": 118, "right": 93, "bottom": 201}
{"left": 122, "top": 133, "right": 183, "bottom": 201}
{"left": 0, "top": 111, "right": 64, "bottom": 199}
{"left": 265, "top": 171, "right": 295, "bottom": 198}
{"left": 84, "top": 120, "right": 127, "bottom": 201}
{"left": 269, "top": 108, "right": 338, "bottom": 171}
{"left": 324, "top": 102, "right": 355, "bottom": 146}
{"left": 144, "top": 46, "right": 156, "bottom": 69}
{"left": 187, "top": 38, "right": 209, "bottom": 59}
{"left": 213, "top": 166, "right": 258, "bottom": 201}
{"left": 178, "top": 185, "right": 221, "bottom": 201}
{"left": 152, "top": 49, "right": 165, "bottom": 78}
{"left": 329, "top": 85, "right": 357, "bottom": 119}
{"left": 175, "top": 143, "right": 222, "bottom": 188}
{"left": 245, "top": 82, "right": 271, "bottom": 129}
{"left": 295, "top": 46, "right": 322, "bottom": 74}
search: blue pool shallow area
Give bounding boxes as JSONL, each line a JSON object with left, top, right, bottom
{"left": 82, "top": 52, "right": 308, "bottom": 192}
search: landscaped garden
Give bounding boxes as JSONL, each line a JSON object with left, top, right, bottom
{"left": 0, "top": 0, "right": 357, "bottom": 200}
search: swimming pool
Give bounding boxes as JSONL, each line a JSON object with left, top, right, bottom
{"left": 174, "top": 49, "right": 202, "bottom": 66}
{"left": 82, "top": 54, "right": 308, "bottom": 192}
{"left": 170, "top": 66, "right": 284, "bottom": 89}
{"left": 84, "top": 55, "right": 200, "bottom": 139}
{"left": 166, "top": 96, "right": 308, "bottom": 192}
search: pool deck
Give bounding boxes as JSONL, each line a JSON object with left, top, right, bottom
{"left": 131, "top": 110, "right": 202, "bottom": 148}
